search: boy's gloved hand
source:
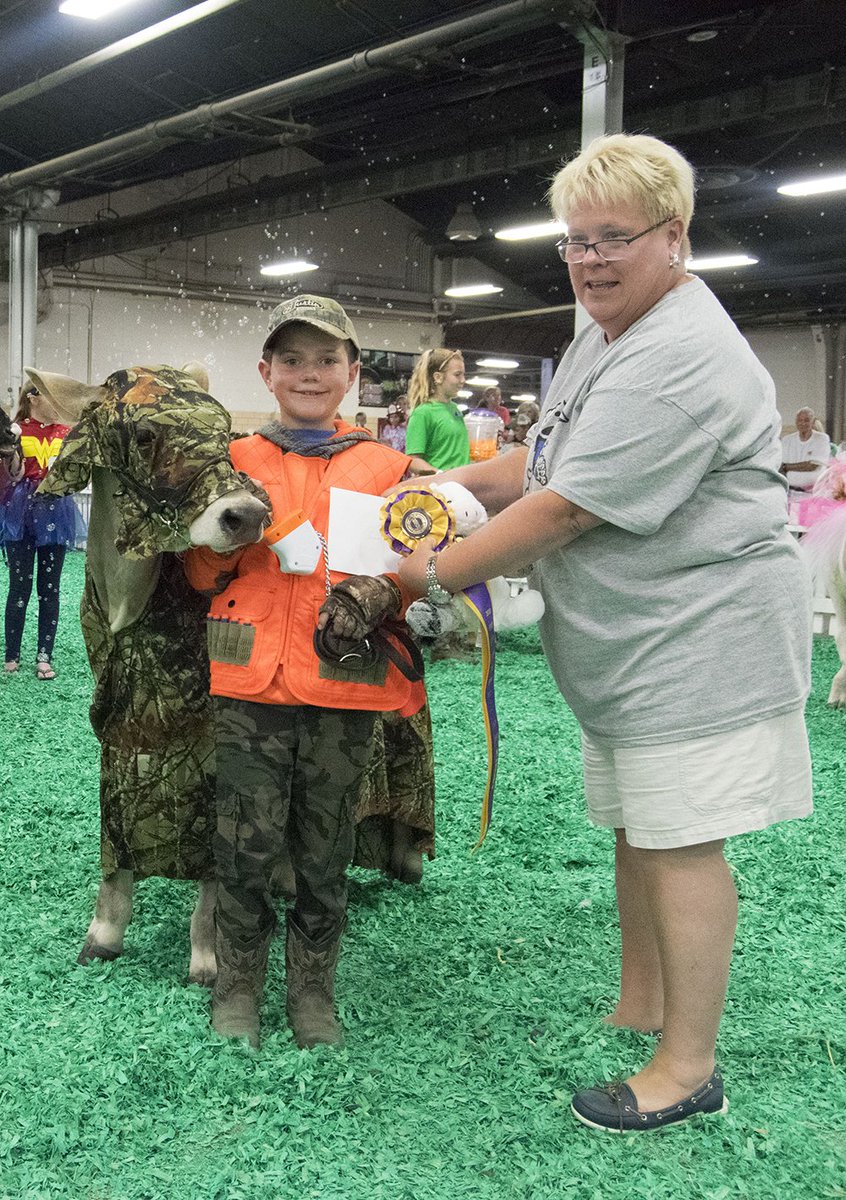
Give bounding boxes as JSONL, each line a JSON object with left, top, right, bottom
{"left": 317, "top": 575, "right": 402, "bottom": 648}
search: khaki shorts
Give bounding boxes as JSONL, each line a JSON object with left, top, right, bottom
{"left": 582, "top": 708, "right": 813, "bottom": 849}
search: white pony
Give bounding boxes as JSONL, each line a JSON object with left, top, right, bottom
{"left": 799, "top": 454, "right": 846, "bottom": 706}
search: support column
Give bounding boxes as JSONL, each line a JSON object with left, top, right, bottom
{"left": 7, "top": 214, "right": 38, "bottom": 412}
{"left": 823, "top": 323, "right": 846, "bottom": 445}
{"left": 573, "top": 29, "right": 626, "bottom": 336}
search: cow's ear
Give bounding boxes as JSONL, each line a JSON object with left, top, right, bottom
{"left": 180, "top": 361, "right": 210, "bottom": 392}
{"left": 25, "top": 368, "right": 107, "bottom": 424}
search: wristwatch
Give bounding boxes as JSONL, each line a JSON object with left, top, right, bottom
{"left": 425, "top": 554, "right": 452, "bottom": 604}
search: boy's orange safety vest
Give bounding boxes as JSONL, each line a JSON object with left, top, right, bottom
{"left": 186, "top": 428, "right": 422, "bottom": 713}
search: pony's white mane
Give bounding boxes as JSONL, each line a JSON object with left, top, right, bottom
{"left": 800, "top": 506, "right": 846, "bottom": 589}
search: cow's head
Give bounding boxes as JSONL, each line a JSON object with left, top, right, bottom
{"left": 30, "top": 363, "right": 268, "bottom": 557}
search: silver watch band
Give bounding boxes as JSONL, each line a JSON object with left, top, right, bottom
{"left": 426, "top": 554, "right": 452, "bottom": 604}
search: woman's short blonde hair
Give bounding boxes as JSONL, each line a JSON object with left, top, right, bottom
{"left": 549, "top": 133, "right": 695, "bottom": 259}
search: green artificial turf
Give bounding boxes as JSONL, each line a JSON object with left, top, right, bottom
{"left": 1, "top": 550, "right": 844, "bottom": 1199}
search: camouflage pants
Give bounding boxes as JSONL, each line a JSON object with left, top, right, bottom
{"left": 213, "top": 699, "right": 376, "bottom": 949}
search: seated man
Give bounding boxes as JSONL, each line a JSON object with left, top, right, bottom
{"left": 780, "top": 406, "right": 832, "bottom": 491}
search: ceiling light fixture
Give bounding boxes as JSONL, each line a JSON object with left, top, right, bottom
{"left": 444, "top": 283, "right": 503, "bottom": 298}
{"left": 456, "top": 389, "right": 474, "bottom": 399}
{"left": 777, "top": 173, "right": 846, "bottom": 197}
{"left": 687, "top": 29, "right": 718, "bottom": 42}
{"left": 687, "top": 254, "right": 758, "bottom": 270}
{"left": 476, "top": 357, "right": 519, "bottom": 370}
{"left": 60, "top": 0, "right": 141, "bottom": 17}
{"left": 466, "top": 376, "right": 499, "bottom": 388}
{"left": 260, "top": 260, "right": 320, "bottom": 277}
{"left": 495, "top": 220, "right": 566, "bottom": 241}
{"left": 446, "top": 202, "right": 482, "bottom": 242}
{"left": 511, "top": 392, "right": 537, "bottom": 402}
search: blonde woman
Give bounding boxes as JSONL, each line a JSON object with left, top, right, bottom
{"left": 405, "top": 348, "right": 470, "bottom": 470}
{"left": 396, "top": 133, "right": 811, "bottom": 1132}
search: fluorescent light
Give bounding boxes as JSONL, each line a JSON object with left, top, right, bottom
{"left": 511, "top": 393, "right": 537, "bottom": 402}
{"left": 60, "top": 0, "right": 139, "bottom": 16}
{"left": 777, "top": 173, "right": 846, "bottom": 197}
{"left": 466, "top": 376, "right": 498, "bottom": 388}
{"left": 444, "top": 283, "right": 503, "bottom": 298}
{"left": 687, "top": 254, "right": 758, "bottom": 271}
{"left": 260, "top": 260, "right": 320, "bottom": 277}
{"left": 456, "top": 389, "right": 474, "bottom": 399}
{"left": 495, "top": 220, "right": 566, "bottom": 241}
{"left": 476, "top": 357, "right": 519, "bottom": 370}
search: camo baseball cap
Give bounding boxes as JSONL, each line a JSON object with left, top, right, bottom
{"left": 263, "top": 294, "right": 360, "bottom": 354}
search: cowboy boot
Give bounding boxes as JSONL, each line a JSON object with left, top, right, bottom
{"left": 285, "top": 915, "right": 345, "bottom": 1049}
{"left": 211, "top": 926, "right": 272, "bottom": 1049}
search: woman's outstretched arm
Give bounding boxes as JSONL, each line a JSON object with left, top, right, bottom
{"left": 398, "top": 487, "right": 602, "bottom": 596}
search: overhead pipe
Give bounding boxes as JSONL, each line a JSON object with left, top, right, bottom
{"left": 450, "top": 303, "right": 576, "bottom": 324}
{"left": 0, "top": 0, "right": 593, "bottom": 198}
{"left": 50, "top": 270, "right": 438, "bottom": 321}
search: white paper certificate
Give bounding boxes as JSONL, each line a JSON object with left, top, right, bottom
{"left": 326, "top": 488, "right": 401, "bottom": 576}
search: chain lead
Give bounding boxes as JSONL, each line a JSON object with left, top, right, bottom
{"left": 318, "top": 532, "right": 331, "bottom": 596}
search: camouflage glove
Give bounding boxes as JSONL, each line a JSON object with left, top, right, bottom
{"left": 317, "top": 575, "right": 402, "bottom": 651}
{"left": 0, "top": 418, "right": 21, "bottom": 461}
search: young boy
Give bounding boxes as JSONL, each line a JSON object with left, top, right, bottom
{"left": 184, "top": 294, "right": 420, "bottom": 1049}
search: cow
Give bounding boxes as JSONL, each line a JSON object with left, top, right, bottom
{"left": 31, "top": 362, "right": 268, "bottom": 983}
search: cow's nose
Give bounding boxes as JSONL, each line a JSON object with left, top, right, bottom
{"left": 219, "top": 507, "right": 246, "bottom": 534}
{"left": 217, "top": 496, "right": 267, "bottom": 543}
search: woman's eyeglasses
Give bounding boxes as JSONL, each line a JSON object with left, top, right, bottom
{"left": 555, "top": 217, "right": 676, "bottom": 264}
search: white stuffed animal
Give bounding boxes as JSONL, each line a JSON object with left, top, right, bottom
{"left": 405, "top": 481, "right": 545, "bottom": 638}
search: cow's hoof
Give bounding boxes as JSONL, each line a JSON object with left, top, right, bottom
{"left": 77, "top": 941, "right": 122, "bottom": 965}
{"left": 188, "top": 963, "right": 218, "bottom": 988}
{"left": 388, "top": 848, "right": 424, "bottom": 885}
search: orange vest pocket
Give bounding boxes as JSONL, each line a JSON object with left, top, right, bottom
{"left": 208, "top": 578, "right": 285, "bottom": 695}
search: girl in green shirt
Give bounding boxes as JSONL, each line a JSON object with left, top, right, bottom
{"left": 405, "top": 348, "right": 471, "bottom": 471}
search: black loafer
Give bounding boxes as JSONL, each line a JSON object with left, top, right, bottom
{"left": 571, "top": 1068, "right": 728, "bottom": 1133}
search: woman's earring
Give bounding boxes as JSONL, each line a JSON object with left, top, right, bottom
{"left": 670, "top": 251, "right": 680, "bottom": 268}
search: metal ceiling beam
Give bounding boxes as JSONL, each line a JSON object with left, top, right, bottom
{"left": 0, "top": 0, "right": 593, "bottom": 199}
{"left": 573, "top": 24, "right": 626, "bottom": 333}
{"left": 6, "top": 218, "right": 37, "bottom": 405}
{"left": 30, "top": 64, "right": 846, "bottom": 270}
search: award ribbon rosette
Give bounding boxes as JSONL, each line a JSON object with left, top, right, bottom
{"left": 380, "top": 486, "right": 454, "bottom": 555}
{"left": 380, "top": 487, "right": 499, "bottom": 848}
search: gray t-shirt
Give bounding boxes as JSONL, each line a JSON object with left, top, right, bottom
{"left": 525, "top": 276, "right": 811, "bottom": 746}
